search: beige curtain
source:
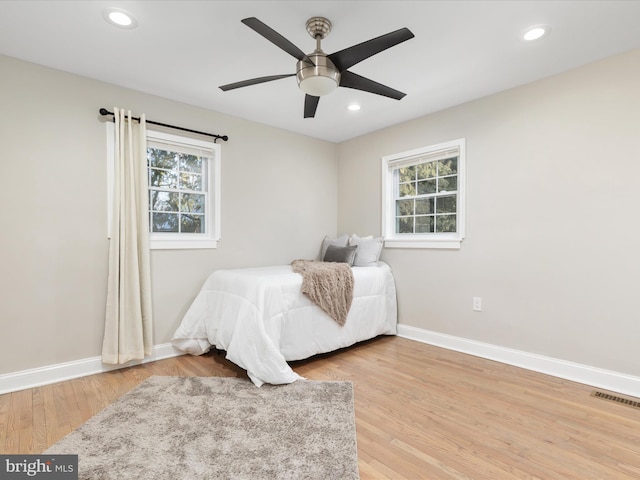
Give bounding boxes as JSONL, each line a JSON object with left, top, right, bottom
{"left": 102, "top": 108, "right": 153, "bottom": 364}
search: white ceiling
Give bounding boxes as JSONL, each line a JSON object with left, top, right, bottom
{"left": 1, "top": 1, "right": 639, "bottom": 143}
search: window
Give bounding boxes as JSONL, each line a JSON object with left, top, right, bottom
{"left": 107, "top": 125, "right": 221, "bottom": 249}
{"left": 382, "top": 138, "right": 465, "bottom": 249}
{"left": 146, "top": 130, "right": 220, "bottom": 249}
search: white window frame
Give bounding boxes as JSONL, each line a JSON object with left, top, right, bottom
{"left": 381, "top": 138, "right": 465, "bottom": 249}
{"left": 107, "top": 124, "right": 221, "bottom": 250}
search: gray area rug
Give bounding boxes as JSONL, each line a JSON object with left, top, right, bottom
{"left": 45, "top": 376, "right": 359, "bottom": 479}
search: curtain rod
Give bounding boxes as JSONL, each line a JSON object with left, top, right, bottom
{"left": 99, "top": 108, "right": 228, "bottom": 143}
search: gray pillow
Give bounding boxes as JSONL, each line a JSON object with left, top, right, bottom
{"left": 323, "top": 244, "right": 358, "bottom": 265}
{"left": 349, "top": 234, "right": 384, "bottom": 267}
{"left": 320, "top": 234, "right": 349, "bottom": 260}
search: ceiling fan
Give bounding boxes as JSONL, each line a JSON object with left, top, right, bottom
{"left": 219, "top": 17, "right": 415, "bottom": 118}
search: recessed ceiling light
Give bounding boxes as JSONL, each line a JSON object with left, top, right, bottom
{"left": 347, "top": 104, "right": 361, "bottom": 112}
{"left": 103, "top": 8, "right": 138, "bottom": 29}
{"left": 523, "top": 25, "right": 550, "bottom": 41}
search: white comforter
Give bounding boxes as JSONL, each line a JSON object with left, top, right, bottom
{"left": 171, "top": 262, "right": 397, "bottom": 386}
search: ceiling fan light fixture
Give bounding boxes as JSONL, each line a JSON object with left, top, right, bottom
{"left": 298, "top": 75, "right": 339, "bottom": 96}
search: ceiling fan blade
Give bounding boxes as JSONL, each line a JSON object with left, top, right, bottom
{"left": 339, "top": 70, "right": 406, "bottom": 100}
{"left": 219, "top": 74, "right": 295, "bottom": 91}
{"left": 328, "top": 27, "right": 414, "bottom": 72}
{"left": 242, "top": 17, "right": 314, "bottom": 64}
{"left": 304, "top": 95, "right": 320, "bottom": 118}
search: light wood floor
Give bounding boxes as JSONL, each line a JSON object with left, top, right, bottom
{"left": 1, "top": 336, "right": 639, "bottom": 479}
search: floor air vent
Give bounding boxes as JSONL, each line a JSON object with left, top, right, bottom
{"left": 591, "top": 390, "right": 640, "bottom": 410}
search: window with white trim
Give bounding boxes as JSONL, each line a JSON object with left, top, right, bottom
{"left": 107, "top": 125, "right": 221, "bottom": 249}
{"left": 146, "top": 130, "right": 220, "bottom": 249}
{"left": 382, "top": 138, "right": 465, "bottom": 249}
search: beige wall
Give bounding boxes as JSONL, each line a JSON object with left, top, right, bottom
{"left": 3, "top": 48, "right": 639, "bottom": 382}
{"left": 0, "top": 54, "right": 338, "bottom": 375}
{"left": 337, "top": 49, "right": 640, "bottom": 377}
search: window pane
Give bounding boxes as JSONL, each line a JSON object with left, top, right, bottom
{"left": 417, "top": 179, "right": 437, "bottom": 195}
{"left": 416, "top": 161, "right": 437, "bottom": 179}
{"left": 148, "top": 148, "right": 177, "bottom": 169}
{"left": 150, "top": 168, "right": 178, "bottom": 188}
{"left": 151, "top": 212, "right": 179, "bottom": 232}
{"left": 415, "top": 198, "right": 433, "bottom": 215}
{"left": 181, "top": 214, "right": 203, "bottom": 233}
{"left": 181, "top": 193, "right": 204, "bottom": 213}
{"left": 151, "top": 191, "right": 179, "bottom": 212}
{"left": 179, "top": 154, "right": 203, "bottom": 173}
{"left": 399, "top": 182, "right": 416, "bottom": 197}
{"left": 438, "top": 157, "right": 457, "bottom": 175}
{"left": 436, "top": 214, "right": 457, "bottom": 232}
{"left": 438, "top": 176, "right": 457, "bottom": 193}
{"left": 396, "top": 199, "right": 414, "bottom": 216}
{"left": 415, "top": 216, "right": 434, "bottom": 233}
{"left": 396, "top": 217, "right": 413, "bottom": 234}
{"left": 398, "top": 166, "right": 415, "bottom": 183}
{"left": 180, "top": 173, "right": 203, "bottom": 191}
{"left": 437, "top": 195, "right": 457, "bottom": 214}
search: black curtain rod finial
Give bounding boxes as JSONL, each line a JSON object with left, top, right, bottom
{"left": 99, "top": 108, "right": 228, "bottom": 142}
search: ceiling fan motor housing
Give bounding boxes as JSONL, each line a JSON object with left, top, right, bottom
{"left": 296, "top": 54, "right": 341, "bottom": 96}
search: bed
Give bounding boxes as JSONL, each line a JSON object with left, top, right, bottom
{"left": 171, "top": 260, "right": 397, "bottom": 386}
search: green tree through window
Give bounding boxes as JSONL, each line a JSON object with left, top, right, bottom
{"left": 148, "top": 147, "right": 207, "bottom": 234}
{"left": 394, "top": 156, "right": 458, "bottom": 234}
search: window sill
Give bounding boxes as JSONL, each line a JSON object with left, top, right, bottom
{"left": 384, "top": 237, "right": 462, "bottom": 249}
{"left": 150, "top": 239, "right": 219, "bottom": 250}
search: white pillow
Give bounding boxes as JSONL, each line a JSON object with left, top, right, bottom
{"left": 349, "top": 234, "right": 384, "bottom": 267}
{"left": 320, "top": 234, "right": 349, "bottom": 260}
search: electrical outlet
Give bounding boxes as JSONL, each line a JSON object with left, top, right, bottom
{"left": 473, "top": 297, "right": 482, "bottom": 312}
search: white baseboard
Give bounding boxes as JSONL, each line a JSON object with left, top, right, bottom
{"left": 4, "top": 330, "right": 639, "bottom": 399}
{"left": 0, "top": 343, "right": 184, "bottom": 395}
{"left": 397, "top": 324, "right": 640, "bottom": 398}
